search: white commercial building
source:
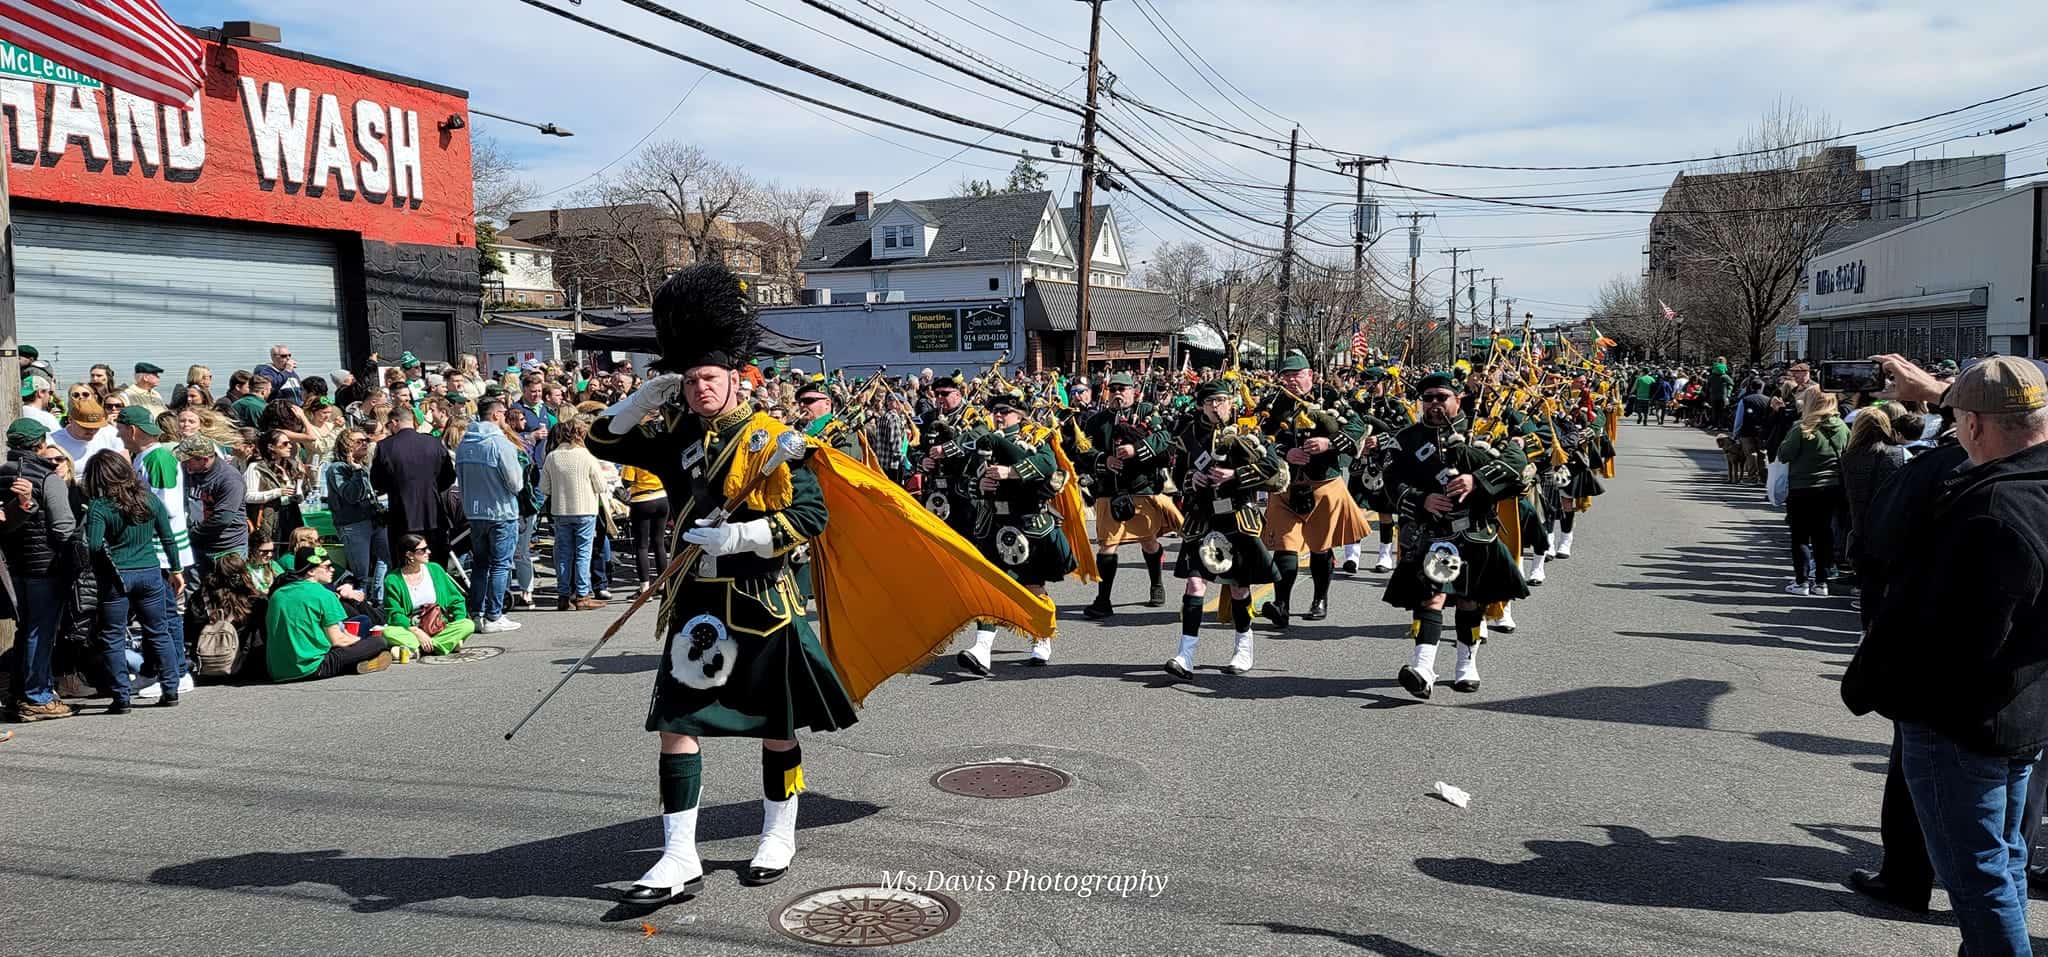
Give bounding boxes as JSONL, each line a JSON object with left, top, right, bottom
{"left": 1799, "top": 183, "right": 2048, "bottom": 362}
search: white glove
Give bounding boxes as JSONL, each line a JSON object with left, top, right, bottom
{"left": 682, "top": 517, "right": 774, "bottom": 557}
{"left": 603, "top": 373, "right": 685, "bottom": 434}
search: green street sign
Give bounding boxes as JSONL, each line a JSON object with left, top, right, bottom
{"left": 0, "top": 41, "right": 102, "bottom": 89}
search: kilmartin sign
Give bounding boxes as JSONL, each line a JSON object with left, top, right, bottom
{"left": 1, "top": 34, "right": 474, "bottom": 249}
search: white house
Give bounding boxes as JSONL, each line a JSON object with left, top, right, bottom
{"left": 798, "top": 190, "right": 1129, "bottom": 304}
{"left": 490, "top": 235, "right": 565, "bottom": 308}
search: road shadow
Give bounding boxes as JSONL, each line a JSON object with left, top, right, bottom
{"left": 1234, "top": 923, "right": 1448, "bottom": 956}
{"left": 550, "top": 653, "right": 661, "bottom": 675}
{"left": 1460, "top": 678, "right": 1732, "bottom": 730}
{"left": 147, "top": 795, "right": 883, "bottom": 914}
{"left": 1754, "top": 730, "right": 1888, "bottom": 758}
{"left": 1414, "top": 823, "right": 1937, "bottom": 923}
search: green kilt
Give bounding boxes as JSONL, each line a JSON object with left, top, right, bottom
{"left": 1349, "top": 467, "right": 1394, "bottom": 513}
{"left": 1567, "top": 461, "right": 1606, "bottom": 499}
{"left": 976, "top": 510, "right": 1076, "bottom": 587}
{"left": 1518, "top": 496, "right": 1546, "bottom": 554}
{"left": 1173, "top": 528, "right": 1279, "bottom": 585}
{"left": 1382, "top": 529, "right": 1530, "bottom": 609}
{"left": 647, "top": 574, "right": 857, "bottom": 738}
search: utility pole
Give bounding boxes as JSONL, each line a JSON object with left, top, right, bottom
{"left": 1336, "top": 156, "right": 1387, "bottom": 356}
{"left": 1274, "top": 125, "right": 1301, "bottom": 361}
{"left": 1073, "top": 0, "right": 1107, "bottom": 376}
{"left": 1486, "top": 277, "right": 1501, "bottom": 335}
{"left": 1397, "top": 212, "right": 1433, "bottom": 359}
{"left": 1441, "top": 247, "right": 1469, "bottom": 364}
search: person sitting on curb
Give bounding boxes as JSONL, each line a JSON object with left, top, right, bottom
{"left": 264, "top": 546, "right": 391, "bottom": 681}
{"left": 381, "top": 533, "right": 476, "bottom": 660}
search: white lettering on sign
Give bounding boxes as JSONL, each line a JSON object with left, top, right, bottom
{"left": 308, "top": 92, "right": 356, "bottom": 198}
{"left": 0, "top": 78, "right": 39, "bottom": 159}
{"left": 242, "top": 77, "right": 310, "bottom": 190}
{"left": 388, "top": 104, "right": 422, "bottom": 205}
{"left": 46, "top": 85, "right": 109, "bottom": 165}
{"left": 110, "top": 90, "right": 160, "bottom": 169}
{"left": 353, "top": 98, "right": 390, "bottom": 201}
{"left": 164, "top": 93, "right": 204, "bottom": 176}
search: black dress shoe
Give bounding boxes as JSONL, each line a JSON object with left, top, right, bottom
{"left": 1304, "top": 599, "right": 1328, "bottom": 621}
{"left": 740, "top": 865, "right": 787, "bottom": 887}
{"left": 1081, "top": 602, "right": 1113, "bottom": 620}
{"left": 1451, "top": 678, "right": 1480, "bottom": 693}
{"left": 622, "top": 876, "right": 704, "bottom": 905}
{"left": 1163, "top": 658, "right": 1194, "bottom": 681}
{"left": 955, "top": 650, "right": 990, "bottom": 677}
{"left": 1260, "top": 601, "right": 1289, "bottom": 629}
{"left": 1397, "top": 666, "right": 1433, "bottom": 700}
{"left": 1847, "top": 868, "right": 1930, "bottom": 913}
{"left": 1146, "top": 584, "right": 1167, "bottom": 607}
{"left": 106, "top": 700, "right": 132, "bottom": 715}
{"left": 1342, "top": 558, "right": 1358, "bottom": 574}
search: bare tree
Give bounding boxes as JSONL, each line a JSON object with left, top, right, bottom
{"left": 551, "top": 183, "right": 672, "bottom": 306}
{"left": 748, "top": 183, "right": 835, "bottom": 302}
{"left": 471, "top": 133, "right": 537, "bottom": 224}
{"left": 619, "top": 141, "right": 758, "bottom": 265}
{"left": 1594, "top": 273, "right": 1683, "bottom": 359}
{"left": 1661, "top": 101, "right": 1862, "bottom": 362}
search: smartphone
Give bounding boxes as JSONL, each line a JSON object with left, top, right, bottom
{"left": 1821, "top": 359, "right": 1885, "bottom": 394}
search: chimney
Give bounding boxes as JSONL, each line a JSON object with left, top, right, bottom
{"left": 854, "top": 191, "right": 872, "bottom": 221}
{"left": 548, "top": 209, "right": 560, "bottom": 234}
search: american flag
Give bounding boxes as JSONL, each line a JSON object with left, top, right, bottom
{"left": 1350, "top": 322, "right": 1369, "bottom": 359}
{"left": 0, "top": 0, "right": 205, "bottom": 107}
{"left": 1659, "top": 299, "right": 1679, "bottom": 324}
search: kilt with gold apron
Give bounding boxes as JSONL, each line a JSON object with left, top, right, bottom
{"left": 1093, "top": 493, "right": 1184, "bottom": 548}
{"left": 1262, "top": 477, "right": 1373, "bottom": 553}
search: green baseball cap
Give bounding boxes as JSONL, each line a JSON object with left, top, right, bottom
{"left": 117, "top": 405, "right": 162, "bottom": 435}
{"left": 6, "top": 418, "right": 50, "bottom": 450}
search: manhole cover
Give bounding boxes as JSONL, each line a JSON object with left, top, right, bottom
{"left": 419, "top": 645, "right": 505, "bottom": 665}
{"left": 773, "top": 884, "right": 960, "bottom": 947}
{"left": 931, "top": 762, "right": 1070, "bottom": 798}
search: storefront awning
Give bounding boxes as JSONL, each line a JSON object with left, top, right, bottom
{"left": 1801, "top": 287, "right": 1986, "bottom": 323}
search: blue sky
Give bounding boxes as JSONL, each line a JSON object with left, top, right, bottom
{"left": 165, "top": 0, "right": 2048, "bottom": 320}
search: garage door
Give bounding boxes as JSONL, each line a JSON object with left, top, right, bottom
{"left": 12, "top": 209, "right": 343, "bottom": 390}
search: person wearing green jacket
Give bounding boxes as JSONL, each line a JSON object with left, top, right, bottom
{"left": 381, "top": 532, "right": 477, "bottom": 657}
{"left": 1776, "top": 390, "right": 1850, "bottom": 596}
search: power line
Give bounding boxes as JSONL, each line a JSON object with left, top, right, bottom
{"left": 1129, "top": 0, "right": 1299, "bottom": 140}
{"left": 508, "top": 0, "right": 1082, "bottom": 166}
{"left": 533, "top": 68, "right": 709, "bottom": 200}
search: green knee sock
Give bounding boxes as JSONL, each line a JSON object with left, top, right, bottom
{"left": 659, "top": 752, "right": 702, "bottom": 813}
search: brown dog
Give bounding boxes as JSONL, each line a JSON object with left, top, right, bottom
{"left": 1715, "top": 434, "right": 1742, "bottom": 483}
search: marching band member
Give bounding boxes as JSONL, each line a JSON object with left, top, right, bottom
{"left": 1343, "top": 366, "right": 1408, "bottom": 573}
{"left": 1164, "top": 381, "right": 1285, "bottom": 679}
{"left": 1256, "top": 353, "right": 1372, "bottom": 628}
{"left": 956, "top": 389, "right": 1076, "bottom": 674}
{"left": 1383, "top": 371, "right": 1531, "bottom": 698}
{"left": 1081, "top": 372, "right": 1181, "bottom": 619}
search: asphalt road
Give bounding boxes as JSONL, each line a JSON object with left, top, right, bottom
{"left": 3, "top": 422, "right": 2032, "bottom": 956}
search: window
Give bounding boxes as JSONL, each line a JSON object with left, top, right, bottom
{"left": 989, "top": 277, "right": 1000, "bottom": 291}
{"left": 871, "top": 271, "right": 889, "bottom": 291}
{"left": 900, "top": 226, "right": 917, "bottom": 250}
{"left": 401, "top": 312, "right": 454, "bottom": 364}
{"left": 883, "top": 227, "right": 898, "bottom": 249}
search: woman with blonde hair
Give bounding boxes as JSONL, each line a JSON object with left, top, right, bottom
{"left": 1840, "top": 404, "right": 1907, "bottom": 628}
{"left": 1776, "top": 389, "right": 1850, "bottom": 596}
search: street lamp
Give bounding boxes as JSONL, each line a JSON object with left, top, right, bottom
{"left": 470, "top": 108, "right": 575, "bottom": 137}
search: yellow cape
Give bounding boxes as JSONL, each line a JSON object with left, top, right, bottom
{"left": 806, "top": 445, "right": 1058, "bottom": 705}
{"left": 1049, "top": 432, "right": 1101, "bottom": 583}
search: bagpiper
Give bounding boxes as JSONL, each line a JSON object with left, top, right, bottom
{"left": 955, "top": 389, "right": 1077, "bottom": 674}
{"left": 1383, "top": 371, "right": 1531, "bottom": 698}
{"left": 1080, "top": 372, "right": 1181, "bottom": 619}
{"left": 1256, "top": 352, "right": 1373, "bottom": 627}
{"left": 1343, "top": 366, "right": 1409, "bottom": 573}
{"left": 1164, "top": 380, "right": 1286, "bottom": 678}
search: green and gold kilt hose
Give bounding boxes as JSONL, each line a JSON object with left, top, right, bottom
{"left": 646, "top": 574, "right": 857, "bottom": 739}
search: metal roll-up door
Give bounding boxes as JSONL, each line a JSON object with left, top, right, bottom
{"left": 12, "top": 209, "right": 343, "bottom": 388}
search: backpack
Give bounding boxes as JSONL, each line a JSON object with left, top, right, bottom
{"left": 195, "top": 616, "right": 243, "bottom": 677}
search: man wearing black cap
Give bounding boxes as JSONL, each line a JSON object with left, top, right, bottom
{"left": 954, "top": 388, "right": 1074, "bottom": 673}
{"left": 1383, "top": 371, "right": 1531, "bottom": 698}
{"left": 1162, "top": 380, "right": 1283, "bottom": 678}
{"left": 588, "top": 262, "right": 858, "bottom": 906}
{"left": 1255, "top": 352, "right": 1371, "bottom": 626}
{"left": 914, "top": 374, "right": 978, "bottom": 539}
{"left": 1342, "top": 366, "right": 1409, "bottom": 573}
{"left": 124, "top": 361, "right": 168, "bottom": 413}
{"left": 1079, "top": 372, "right": 1179, "bottom": 619}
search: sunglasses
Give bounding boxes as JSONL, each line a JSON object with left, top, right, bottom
{"left": 1419, "top": 393, "right": 1456, "bottom": 404}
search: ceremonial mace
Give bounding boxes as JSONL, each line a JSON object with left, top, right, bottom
{"left": 504, "top": 429, "right": 811, "bottom": 741}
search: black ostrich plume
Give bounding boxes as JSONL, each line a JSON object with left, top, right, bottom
{"left": 648, "top": 261, "right": 758, "bottom": 373}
